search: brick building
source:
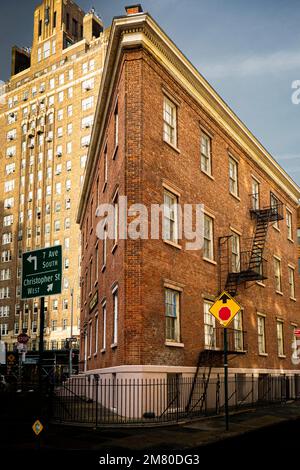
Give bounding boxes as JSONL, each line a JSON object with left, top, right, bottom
{"left": 77, "top": 7, "right": 300, "bottom": 386}
{"left": 0, "top": 0, "right": 108, "bottom": 350}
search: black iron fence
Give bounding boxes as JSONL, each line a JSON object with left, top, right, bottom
{"left": 52, "top": 374, "right": 300, "bottom": 426}
{"left": 6, "top": 339, "right": 79, "bottom": 352}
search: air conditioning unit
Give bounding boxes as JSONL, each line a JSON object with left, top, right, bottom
{"left": 8, "top": 135, "right": 14, "bottom": 141}
{"left": 7, "top": 152, "right": 14, "bottom": 158}
{"left": 46, "top": 135, "right": 53, "bottom": 142}
{"left": 5, "top": 204, "right": 11, "bottom": 209}
{"left": 9, "top": 112, "right": 15, "bottom": 118}
{"left": 56, "top": 150, "right": 62, "bottom": 157}
{"left": 84, "top": 123, "right": 91, "bottom": 129}
{"left": 28, "top": 129, "right": 35, "bottom": 138}
{"left": 39, "top": 87, "right": 45, "bottom": 93}
{"left": 23, "top": 96, "right": 28, "bottom": 102}
{"left": 84, "top": 84, "right": 91, "bottom": 91}
{"left": 83, "top": 143, "right": 90, "bottom": 148}
{"left": 37, "top": 126, "right": 44, "bottom": 135}
{"left": 28, "top": 143, "right": 35, "bottom": 149}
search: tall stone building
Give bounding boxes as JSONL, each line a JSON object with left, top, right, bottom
{"left": 0, "top": 0, "right": 108, "bottom": 350}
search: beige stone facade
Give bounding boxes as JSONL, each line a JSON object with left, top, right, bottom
{"left": 0, "top": 0, "right": 108, "bottom": 348}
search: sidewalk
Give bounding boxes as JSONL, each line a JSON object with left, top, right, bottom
{"left": 3, "top": 401, "right": 300, "bottom": 453}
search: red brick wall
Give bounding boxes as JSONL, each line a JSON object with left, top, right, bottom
{"left": 80, "top": 47, "right": 300, "bottom": 373}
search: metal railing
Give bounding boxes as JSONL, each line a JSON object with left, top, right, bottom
{"left": 51, "top": 374, "right": 300, "bottom": 426}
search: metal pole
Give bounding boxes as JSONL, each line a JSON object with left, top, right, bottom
{"left": 224, "top": 327, "right": 229, "bottom": 431}
{"left": 69, "top": 288, "right": 74, "bottom": 378}
{"left": 39, "top": 296, "right": 45, "bottom": 388}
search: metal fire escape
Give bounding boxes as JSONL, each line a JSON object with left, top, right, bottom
{"left": 186, "top": 194, "right": 283, "bottom": 413}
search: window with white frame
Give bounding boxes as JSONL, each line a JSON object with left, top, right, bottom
{"left": 200, "top": 132, "right": 211, "bottom": 175}
{"left": 4, "top": 180, "right": 15, "bottom": 192}
{"left": 251, "top": 178, "right": 260, "bottom": 210}
{"left": 0, "top": 324, "right": 8, "bottom": 336}
{"left": 163, "top": 96, "right": 177, "bottom": 147}
{"left": 81, "top": 115, "right": 94, "bottom": 129}
{"left": 58, "top": 91, "right": 64, "bottom": 103}
{"left": 102, "top": 302, "right": 106, "bottom": 350}
{"left": 95, "top": 314, "right": 99, "bottom": 353}
{"left": 257, "top": 315, "right": 266, "bottom": 354}
{"left": 103, "top": 219, "right": 107, "bottom": 267}
{"left": 0, "top": 306, "right": 10, "bottom": 317}
{"left": 286, "top": 209, "right": 293, "bottom": 240}
{"left": 231, "top": 233, "right": 240, "bottom": 273}
{"left": 288, "top": 266, "right": 295, "bottom": 299}
{"left": 43, "top": 41, "right": 50, "bottom": 59}
{"left": 2, "top": 233, "right": 12, "bottom": 245}
{"left": 229, "top": 156, "right": 238, "bottom": 196}
{"left": 274, "top": 257, "right": 282, "bottom": 292}
{"left": 113, "top": 193, "right": 118, "bottom": 246}
{"left": 82, "top": 96, "right": 94, "bottom": 111}
{"left": 163, "top": 190, "right": 178, "bottom": 243}
{"left": 165, "top": 288, "right": 180, "bottom": 342}
{"left": 276, "top": 320, "right": 284, "bottom": 356}
{"left": 203, "top": 214, "right": 214, "bottom": 260}
{"left": 233, "top": 311, "right": 244, "bottom": 351}
{"left": 112, "top": 287, "right": 118, "bottom": 345}
{"left": 204, "top": 300, "right": 216, "bottom": 349}
{"left": 270, "top": 193, "right": 279, "bottom": 229}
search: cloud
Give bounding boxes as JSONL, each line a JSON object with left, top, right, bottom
{"left": 200, "top": 50, "right": 300, "bottom": 79}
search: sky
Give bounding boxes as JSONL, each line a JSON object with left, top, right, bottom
{"left": 0, "top": 0, "right": 300, "bottom": 186}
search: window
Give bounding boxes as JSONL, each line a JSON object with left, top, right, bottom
{"left": 103, "top": 220, "right": 107, "bottom": 267}
{"left": 297, "top": 228, "right": 300, "bottom": 245}
{"left": 102, "top": 302, "right": 106, "bottom": 350}
{"left": 4, "top": 180, "right": 14, "bottom": 192}
{"left": 95, "top": 315, "right": 99, "bottom": 353}
{"left": 274, "top": 257, "right": 282, "bottom": 292}
{"left": 104, "top": 144, "right": 108, "bottom": 183}
{"left": 288, "top": 266, "right": 295, "bottom": 299}
{"left": 270, "top": 193, "right": 279, "bottom": 229}
{"left": 80, "top": 155, "right": 87, "bottom": 169}
{"left": 0, "top": 306, "right": 9, "bottom": 318}
{"left": 203, "top": 214, "right": 214, "bottom": 260}
{"left": 95, "top": 244, "right": 99, "bottom": 282}
{"left": 59, "top": 73, "right": 64, "bottom": 85}
{"left": 68, "top": 87, "right": 73, "bottom": 99}
{"left": 38, "top": 20, "right": 42, "bottom": 36}
{"left": 58, "top": 109, "right": 63, "bottom": 121}
{"left": 68, "top": 69, "right": 73, "bottom": 81}
{"left": 163, "top": 96, "right": 177, "bottom": 147}
{"left": 231, "top": 233, "right": 240, "bottom": 273}
{"left": 43, "top": 41, "right": 50, "bottom": 59}
{"left": 204, "top": 301, "right": 215, "bottom": 348}
{"left": 251, "top": 178, "right": 260, "bottom": 210}
{"left": 58, "top": 91, "right": 64, "bottom": 103}
{"left": 233, "top": 311, "right": 244, "bottom": 351}
{"left": 57, "top": 127, "right": 63, "bottom": 138}
{"left": 113, "top": 193, "right": 118, "bottom": 246}
{"left": 0, "top": 324, "right": 8, "bottom": 336}
{"left": 82, "top": 97, "right": 94, "bottom": 111}
{"left": 165, "top": 288, "right": 180, "bottom": 342}
{"left": 81, "top": 115, "right": 94, "bottom": 129}
{"left": 81, "top": 136, "right": 90, "bottom": 148}
{"left": 2, "top": 233, "right": 12, "bottom": 245}
{"left": 286, "top": 209, "right": 293, "bottom": 240}
{"left": 257, "top": 315, "right": 266, "bottom": 354}
{"left": 163, "top": 190, "right": 178, "bottom": 243}
{"left": 62, "top": 319, "right": 67, "bottom": 330}
{"left": 89, "top": 321, "right": 92, "bottom": 357}
{"left": 54, "top": 220, "right": 60, "bottom": 232}
{"left": 229, "top": 157, "right": 238, "bottom": 196}
{"left": 277, "top": 321, "right": 284, "bottom": 356}
{"left": 53, "top": 11, "right": 57, "bottom": 28}
{"left": 51, "top": 320, "right": 57, "bottom": 331}
{"left": 67, "top": 105, "right": 73, "bottom": 117}
{"left": 64, "top": 258, "right": 70, "bottom": 269}
{"left": 82, "top": 78, "right": 94, "bottom": 91}
{"left": 200, "top": 132, "right": 212, "bottom": 175}
{"left": 67, "top": 123, "right": 72, "bottom": 135}
{"left": 112, "top": 288, "right": 118, "bottom": 345}
{"left": 63, "top": 299, "right": 68, "bottom": 310}
{"left": 114, "top": 102, "right": 119, "bottom": 149}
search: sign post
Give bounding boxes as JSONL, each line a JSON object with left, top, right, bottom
{"left": 21, "top": 246, "right": 62, "bottom": 386}
{"left": 209, "top": 290, "right": 242, "bottom": 431}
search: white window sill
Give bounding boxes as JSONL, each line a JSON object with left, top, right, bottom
{"left": 288, "top": 238, "right": 294, "bottom": 243}
{"left": 88, "top": 355, "right": 91, "bottom": 360}
{"left": 290, "top": 297, "right": 297, "bottom": 302}
{"left": 163, "top": 239, "right": 182, "bottom": 250}
{"left": 100, "top": 348, "right": 106, "bottom": 354}
{"left": 165, "top": 341, "right": 184, "bottom": 348}
{"left": 278, "top": 355, "right": 286, "bottom": 359}
{"left": 272, "top": 225, "right": 280, "bottom": 232}
{"left": 229, "top": 192, "right": 240, "bottom": 202}
{"left": 275, "top": 290, "right": 283, "bottom": 296}
{"left": 163, "top": 139, "right": 181, "bottom": 154}
{"left": 101, "top": 264, "right": 106, "bottom": 273}
{"left": 111, "top": 343, "right": 118, "bottom": 349}
{"left": 256, "top": 281, "right": 265, "bottom": 287}
{"left": 201, "top": 170, "right": 214, "bottom": 181}
{"left": 102, "top": 181, "right": 107, "bottom": 193}
{"left": 203, "top": 257, "right": 217, "bottom": 266}
{"left": 93, "top": 352, "right": 97, "bottom": 357}
{"left": 258, "top": 352, "right": 268, "bottom": 357}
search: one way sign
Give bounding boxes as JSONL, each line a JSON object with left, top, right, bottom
{"left": 21, "top": 246, "right": 62, "bottom": 299}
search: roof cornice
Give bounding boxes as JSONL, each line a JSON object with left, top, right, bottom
{"left": 77, "top": 12, "right": 300, "bottom": 224}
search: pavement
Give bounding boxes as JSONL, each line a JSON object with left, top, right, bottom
{"left": 2, "top": 400, "right": 300, "bottom": 465}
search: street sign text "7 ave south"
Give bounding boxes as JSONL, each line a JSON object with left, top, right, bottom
{"left": 21, "top": 246, "right": 62, "bottom": 300}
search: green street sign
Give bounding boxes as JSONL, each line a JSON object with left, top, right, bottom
{"left": 21, "top": 246, "right": 62, "bottom": 299}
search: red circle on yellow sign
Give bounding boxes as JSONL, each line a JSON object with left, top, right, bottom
{"left": 219, "top": 307, "right": 231, "bottom": 321}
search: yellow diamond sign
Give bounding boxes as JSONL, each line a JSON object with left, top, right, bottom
{"left": 209, "top": 291, "right": 241, "bottom": 328}
{"left": 32, "top": 420, "right": 43, "bottom": 436}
